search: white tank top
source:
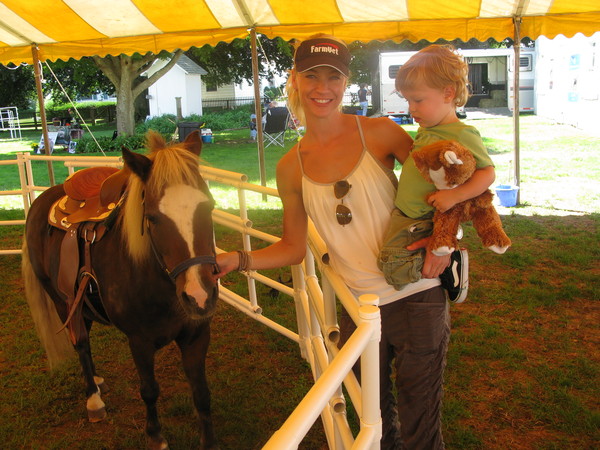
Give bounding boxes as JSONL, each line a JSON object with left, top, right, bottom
{"left": 298, "top": 116, "right": 440, "bottom": 306}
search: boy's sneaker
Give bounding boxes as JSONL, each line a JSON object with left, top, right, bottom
{"left": 440, "top": 248, "right": 469, "bottom": 303}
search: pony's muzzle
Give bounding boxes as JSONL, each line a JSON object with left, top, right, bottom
{"left": 180, "top": 266, "right": 218, "bottom": 315}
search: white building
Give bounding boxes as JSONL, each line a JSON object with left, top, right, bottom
{"left": 145, "top": 54, "right": 207, "bottom": 118}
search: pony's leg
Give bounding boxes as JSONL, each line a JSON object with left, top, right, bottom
{"left": 128, "top": 337, "right": 167, "bottom": 450}
{"left": 177, "top": 322, "right": 217, "bottom": 450}
{"left": 74, "top": 319, "right": 107, "bottom": 422}
{"left": 82, "top": 318, "right": 110, "bottom": 395}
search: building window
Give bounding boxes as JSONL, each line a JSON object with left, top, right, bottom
{"left": 206, "top": 82, "right": 218, "bottom": 92}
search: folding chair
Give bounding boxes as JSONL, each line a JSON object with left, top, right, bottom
{"left": 263, "top": 107, "right": 289, "bottom": 148}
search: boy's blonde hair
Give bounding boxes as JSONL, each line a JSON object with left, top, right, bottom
{"left": 285, "top": 34, "right": 348, "bottom": 126}
{"left": 396, "top": 45, "right": 470, "bottom": 107}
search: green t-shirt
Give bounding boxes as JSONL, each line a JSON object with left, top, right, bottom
{"left": 395, "top": 122, "right": 494, "bottom": 219}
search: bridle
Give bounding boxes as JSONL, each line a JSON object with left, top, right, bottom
{"left": 147, "top": 227, "right": 218, "bottom": 282}
{"left": 141, "top": 190, "right": 219, "bottom": 283}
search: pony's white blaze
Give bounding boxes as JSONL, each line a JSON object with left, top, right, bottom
{"left": 159, "top": 184, "right": 211, "bottom": 308}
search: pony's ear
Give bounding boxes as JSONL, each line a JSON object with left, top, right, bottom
{"left": 122, "top": 147, "right": 152, "bottom": 182}
{"left": 183, "top": 130, "right": 202, "bottom": 156}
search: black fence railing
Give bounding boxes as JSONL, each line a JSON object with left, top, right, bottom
{"left": 202, "top": 92, "right": 363, "bottom": 111}
{"left": 202, "top": 96, "right": 269, "bottom": 110}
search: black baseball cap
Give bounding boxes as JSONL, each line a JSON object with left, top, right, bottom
{"left": 294, "top": 38, "right": 350, "bottom": 77}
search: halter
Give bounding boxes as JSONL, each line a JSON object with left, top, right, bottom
{"left": 141, "top": 190, "right": 218, "bottom": 283}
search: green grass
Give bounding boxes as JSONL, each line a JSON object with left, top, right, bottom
{"left": 1, "top": 115, "right": 599, "bottom": 449}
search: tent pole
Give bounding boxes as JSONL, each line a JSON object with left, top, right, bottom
{"left": 512, "top": 16, "right": 522, "bottom": 204}
{"left": 31, "top": 44, "right": 56, "bottom": 186}
{"left": 250, "top": 29, "right": 267, "bottom": 201}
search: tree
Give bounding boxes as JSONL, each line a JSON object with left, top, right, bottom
{"left": 45, "top": 57, "right": 115, "bottom": 104}
{"left": 0, "top": 63, "right": 35, "bottom": 109}
{"left": 188, "top": 36, "right": 293, "bottom": 87}
{"left": 92, "top": 51, "right": 184, "bottom": 135}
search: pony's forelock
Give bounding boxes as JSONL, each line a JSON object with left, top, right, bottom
{"left": 120, "top": 137, "right": 203, "bottom": 264}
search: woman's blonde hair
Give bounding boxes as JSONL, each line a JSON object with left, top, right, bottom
{"left": 396, "top": 45, "right": 470, "bottom": 107}
{"left": 285, "top": 34, "right": 348, "bottom": 126}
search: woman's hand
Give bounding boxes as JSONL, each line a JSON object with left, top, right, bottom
{"left": 406, "top": 237, "right": 450, "bottom": 278}
{"left": 214, "top": 252, "right": 239, "bottom": 280}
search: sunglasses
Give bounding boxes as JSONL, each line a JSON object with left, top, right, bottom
{"left": 334, "top": 180, "right": 352, "bottom": 226}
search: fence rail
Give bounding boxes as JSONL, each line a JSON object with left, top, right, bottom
{"left": 0, "top": 153, "right": 382, "bottom": 449}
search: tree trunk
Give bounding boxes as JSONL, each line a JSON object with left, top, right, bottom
{"left": 116, "top": 68, "right": 135, "bottom": 135}
{"left": 93, "top": 51, "right": 183, "bottom": 136}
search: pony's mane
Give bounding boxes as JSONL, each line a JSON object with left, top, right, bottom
{"left": 121, "top": 135, "right": 203, "bottom": 264}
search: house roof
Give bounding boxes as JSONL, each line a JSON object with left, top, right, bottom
{"left": 176, "top": 55, "right": 207, "bottom": 75}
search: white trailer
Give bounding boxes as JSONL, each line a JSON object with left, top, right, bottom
{"left": 376, "top": 51, "right": 417, "bottom": 117}
{"left": 507, "top": 48, "right": 537, "bottom": 112}
{"left": 376, "top": 48, "right": 536, "bottom": 116}
{"left": 534, "top": 32, "right": 600, "bottom": 134}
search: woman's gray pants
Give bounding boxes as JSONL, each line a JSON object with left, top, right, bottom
{"left": 340, "top": 286, "right": 450, "bottom": 450}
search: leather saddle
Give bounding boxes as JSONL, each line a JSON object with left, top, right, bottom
{"left": 49, "top": 166, "right": 127, "bottom": 231}
{"left": 47, "top": 166, "right": 130, "bottom": 343}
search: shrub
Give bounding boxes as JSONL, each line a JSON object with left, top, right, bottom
{"left": 135, "top": 115, "right": 178, "bottom": 137}
{"left": 198, "top": 104, "right": 256, "bottom": 131}
{"left": 75, "top": 134, "right": 145, "bottom": 154}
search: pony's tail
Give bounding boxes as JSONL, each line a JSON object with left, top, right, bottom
{"left": 22, "top": 239, "right": 75, "bottom": 370}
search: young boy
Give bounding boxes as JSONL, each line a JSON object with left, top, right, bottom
{"left": 379, "top": 45, "right": 496, "bottom": 303}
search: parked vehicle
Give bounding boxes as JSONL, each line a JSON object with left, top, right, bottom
{"left": 374, "top": 48, "right": 536, "bottom": 117}
{"left": 507, "top": 48, "right": 537, "bottom": 112}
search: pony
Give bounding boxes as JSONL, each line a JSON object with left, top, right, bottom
{"left": 22, "top": 130, "right": 219, "bottom": 449}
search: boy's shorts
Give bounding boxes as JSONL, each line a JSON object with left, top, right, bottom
{"left": 378, "top": 209, "right": 433, "bottom": 290}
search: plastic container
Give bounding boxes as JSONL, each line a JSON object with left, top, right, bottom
{"left": 201, "top": 128, "right": 213, "bottom": 144}
{"left": 495, "top": 184, "right": 519, "bottom": 207}
{"left": 178, "top": 122, "right": 200, "bottom": 142}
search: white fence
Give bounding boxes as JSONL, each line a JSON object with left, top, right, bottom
{"left": 0, "top": 153, "right": 382, "bottom": 449}
{"left": 0, "top": 107, "right": 22, "bottom": 140}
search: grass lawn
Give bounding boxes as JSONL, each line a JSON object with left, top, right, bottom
{"left": 0, "top": 115, "right": 598, "bottom": 449}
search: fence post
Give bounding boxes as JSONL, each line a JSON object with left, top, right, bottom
{"left": 358, "top": 293, "right": 382, "bottom": 449}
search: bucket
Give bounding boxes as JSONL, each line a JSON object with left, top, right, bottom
{"left": 201, "top": 128, "right": 213, "bottom": 144}
{"left": 495, "top": 184, "right": 519, "bottom": 207}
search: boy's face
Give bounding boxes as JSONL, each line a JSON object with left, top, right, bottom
{"left": 401, "top": 85, "right": 458, "bottom": 128}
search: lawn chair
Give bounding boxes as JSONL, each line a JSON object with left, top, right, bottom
{"left": 263, "top": 107, "right": 289, "bottom": 148}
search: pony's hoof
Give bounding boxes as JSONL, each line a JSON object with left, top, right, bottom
{"left": 87, "top": 405, "right": 107, "bottom": 422}
{"left": 147, "top": 435, "right": 169, "bottom": 450}
{"left": 87, "top": 391, "right": 106, "bottom": 422}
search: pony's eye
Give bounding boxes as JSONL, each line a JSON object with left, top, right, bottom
{"left": 146, "top": 214, "right": 159, "bottom": 225}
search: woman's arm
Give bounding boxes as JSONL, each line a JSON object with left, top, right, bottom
{"left": 363, "top": 117, "right": 413, "bottom": 167}
{"left": 215, "top": 150, "right": 308, "bottom": 278}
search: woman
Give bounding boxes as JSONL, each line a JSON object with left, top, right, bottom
{"left": 216, "top": 35, "right": 450, "bottom": 449}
